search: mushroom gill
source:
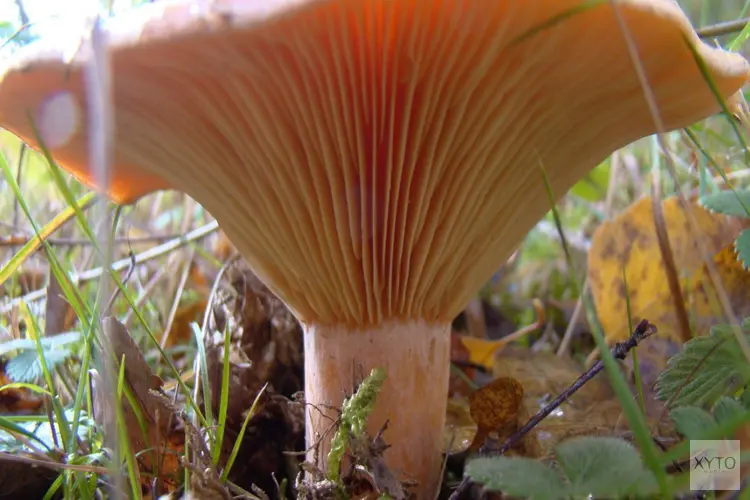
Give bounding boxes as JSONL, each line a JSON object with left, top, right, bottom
{"left": 0, "top": 0, "right": 747, "bottom": 496}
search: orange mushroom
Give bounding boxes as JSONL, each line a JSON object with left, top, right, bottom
{"left": 1, "top": 0, "right": 748, "bottom": 496}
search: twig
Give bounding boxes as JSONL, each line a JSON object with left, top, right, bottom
{"left": 0, "top": 452, "right": 110, "bottom": 475}
{"left": 697, "top": 17, "right": 750, "bottom": 39}
{"left": 0, "top": 233, "right": 186, "bottom": 247}
{"left": 0, "top": 220, "right": 219, "bottom": 314}
{"left": 449, "top": 319, "right": 656, "bottom": 500}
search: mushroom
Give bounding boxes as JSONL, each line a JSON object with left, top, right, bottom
{"left": 0, "top": 0, "right": 747, "bottom": 496}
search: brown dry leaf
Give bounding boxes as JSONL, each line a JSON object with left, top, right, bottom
{"left": 588, "top": 196, "right": 746, "bottom": 342}
{"left": 202, "top": 262, "right": 304, "bottom": 494}
{"left": 165, "top": 298, "right": 207, "bottom": 349}
{"left": 92, "top": 318, "right": 184, "bottom": 493}
{"left": 467, "top": 377, "right": 525, "bottom": 452}
{"left": 0, "top": 361, "right": 43, "bottom": 413}
{"left": 212, "top": 230, "right": 237, "bottom": 263}
{"left": 494, "top": 346, "right": 678, "bottom": 458}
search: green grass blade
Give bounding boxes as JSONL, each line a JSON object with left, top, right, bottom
{"left": 0, "top": 191, "right": 97, "bottom": 287}
{"left": 539, "top": 164, "right": 672, "bottom": 496}
{"left": 221, "top": 383, "right": 268, "bottom": 482}
{"left": 212, "top": 324, "right": 232, "bottom": 465}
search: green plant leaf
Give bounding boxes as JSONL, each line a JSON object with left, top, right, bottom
{"left": 655, "top": 325, "right": 750, "bottom": 408}
{"left": 1, "top": 331, "right": 81, "bottom": 382}
{"left": 734, "top": 229, "right": 750, "bottom": 269}
{"left": 0, "top": 330, "right": 81, "bottom": 357}
{"left": 555, "top": 436, "right": 657, "bottom": 497}
{"left": 713, "top": 397, "right": 746, "bottom": 425}
{"left": 570, "top": 162, "right": 610, "bottom": 202}
{"left": 699, "top": 189, "right": 750, "bottom": 218}
{"left": 669, "top": 406, "right": 717, "bottom": 439}
{"left": 465, "top": 457, "right": 567, "bottom": 500}
{"left": 6, "top": 348, "right": 68, "bottom": 382}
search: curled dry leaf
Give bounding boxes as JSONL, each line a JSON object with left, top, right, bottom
{"left": 588, "top": 196, "right": 747, "bottom": 342}
{"left": 467, "top": 377, "right": 537, "bottom": 455}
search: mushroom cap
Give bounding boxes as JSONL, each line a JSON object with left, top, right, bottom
{"left": 1, "top": 0, "right": 748, "bottom": 326}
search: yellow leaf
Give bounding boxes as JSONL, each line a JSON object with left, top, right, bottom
{"left": 588, "top": 196, "right": 746, "bottom": 342}
{"left": 459, "top": 336, "right": 508, "bottom": 371}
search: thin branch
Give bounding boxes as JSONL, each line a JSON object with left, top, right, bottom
{"left": 0, "top": 220, "right": 219, "bottom": 314}
{"left": 0, "top": 233, "right": 186, "bottom": 247}
{"left": 697, "top": 17, "right": 750, "bottom": 39}
{"left": 449, "top": 320, "right": 657, "bottom": 500}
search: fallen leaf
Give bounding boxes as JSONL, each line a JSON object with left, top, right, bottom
{"left": 444, "top": 398, "right": 478, "bottom": 454}
{"left": 468, "top": 377, "right": 525, "bottom": 451}
{"left": 164, "top": 298, "right": 207, "bottom": 349}
{"left": 458, "top": 336, "right": 508, "bottom": 372}
{"left": 588, "top": 196, "right": 746, "bottom": 342}
{"left": 0, "top": 362, "right": 43, "bottom": 413}
{"left": 203, "top": 262, "right": 305, "bottom": 494}
{"left": 495, "top": 346, "right": 678, "bottom": 458}
{"left": 453, "top": 299, "right": 545, "bottom": 373}
{"left": 92, "top": 318, "right": 183, "bottom": 493}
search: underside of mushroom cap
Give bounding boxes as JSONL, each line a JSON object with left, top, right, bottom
{"left": 0, "top": 0, "right": 748, "bottom": 327}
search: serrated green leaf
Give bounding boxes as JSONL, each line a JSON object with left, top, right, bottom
{"left": 5, "top": 350, "right": 46, "bottom": 381}
{"left": 669, "top": 406, "right": 717, "bottom": 439}
{"left": 713, "top": 397, "right": 746, "bottom": 425}
{"left": 699, "top": 190, "right": 750, "bottom": 218}
{"left": 465, "top": 457, "right": 567, "bottom": 500}
{"left": 555, "top": 436, "right": 657, "bottom": 497}
{"left": 0, "top": 338, "right": 36, "bottom": 356}
{"left": 0, "top": 330, "right": 81, "bottom": 356}
{"left": 3, "top": 331, "right": 81, "bottom": 382}
{"left": 655, "top": 326, "right": 750, "bottom": 408}
{"left": 734, "top": 229, "right": 750, "bottom": 269}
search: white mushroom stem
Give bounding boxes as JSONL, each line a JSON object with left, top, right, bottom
{"left": 303, "top": 320, "right": 451, "bottom": 497}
